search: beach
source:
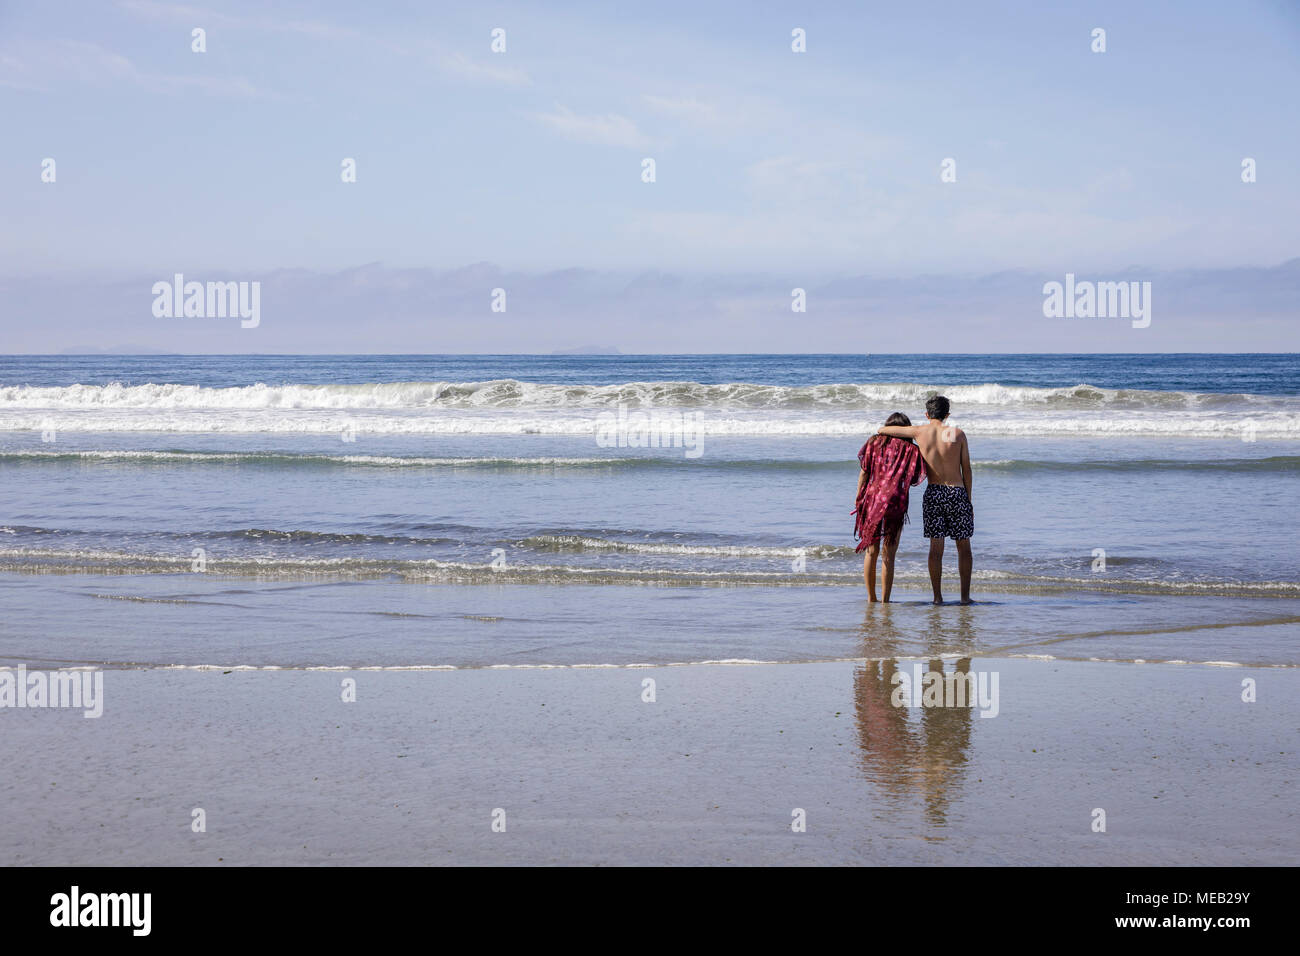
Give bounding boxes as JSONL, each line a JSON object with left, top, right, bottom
{"left": 4, "top": 0, "right": 1297, "bottom": 898}
{"left": 1, "top": 354, "right": 1297, "bottom": 866}
{"left": 2, "top": 656, "right": 1294, "bottom": 866}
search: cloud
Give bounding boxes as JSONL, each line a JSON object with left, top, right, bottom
{"left": 117, "top": 0, "right": 359, "bottom": 40}
{"left": 639, "top": 91, "right": 795, "bottom": 141}
{"left": 533, "top": 105, "right": 649, "bottom": 148}
{"left": 0, "top": 38, "right": 267, "bottom": 98}
{"left": 745, "top": 156, "right": 860, "bottom": 193}
{"left": 435, "top": 51, "right": 530, "bottom": 87}
{"left": 8, "top": 261, "right": 1297, "bottom": 353}
{"left": 0, "top": 51, "right": 46, "bottom": 91}
{"left": 641, "top": 94, "right": 719, "bottom": 127}
{"left": 121, "top": 2, "right": 531, "bottom": 87}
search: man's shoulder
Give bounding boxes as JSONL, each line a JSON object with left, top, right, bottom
{"left": 922, "top": 421, "right": 958, "bottom": 438}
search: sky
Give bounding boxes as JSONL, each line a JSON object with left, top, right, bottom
{"left": 1, "top": 0, "right": 1298, "bottom": 352}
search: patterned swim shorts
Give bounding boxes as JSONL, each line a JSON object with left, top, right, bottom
{"left": 923, "top": 484, "right": 974, "bottom": 539}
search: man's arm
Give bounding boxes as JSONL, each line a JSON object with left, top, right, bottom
{"left": 960, "top": 433, "right": 973, "bottom": 504}
{"left": 877, "top": 425, "right": 923, "bottom": 439}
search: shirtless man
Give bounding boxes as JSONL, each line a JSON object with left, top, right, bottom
{"left": 877, "top": 395, "right": 974, "bottom": 604}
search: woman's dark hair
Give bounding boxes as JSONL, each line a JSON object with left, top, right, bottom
{"left": 872, "top": 411, "right": 914, "bottom": 444}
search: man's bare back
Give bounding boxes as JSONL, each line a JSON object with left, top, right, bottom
{"left": 914, "top": 421, "right": 970, "bottom": 489}
{"left": 878, "top": 419, "right": 972, "bottom": 497}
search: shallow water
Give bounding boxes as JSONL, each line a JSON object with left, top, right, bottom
{"left": 1, "top": 354, "right": 1296, "bottom": 667}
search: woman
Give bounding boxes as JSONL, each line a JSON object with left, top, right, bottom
{"left": 853, "top": 412, "right": 927, "bottom": 602}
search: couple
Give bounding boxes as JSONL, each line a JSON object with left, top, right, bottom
{"left": 852, "top": 395, "right": 974, "bottom": 605}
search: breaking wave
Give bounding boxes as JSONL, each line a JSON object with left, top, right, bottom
{"left": 2, "top": 450, "right": 1297, "bottom": 472}
{"left": 0, "top": 378, "right": 1287, "bottom": 411}
{"left": 2, "top": 379, "right": 1295, "bottom": 437}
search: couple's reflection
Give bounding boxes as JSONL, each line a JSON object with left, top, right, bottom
{"left": 853, "top": 603, "right": 979, "bottom": 829}
{"left": 858, "top": 599, "right": 984, "bottom": 659}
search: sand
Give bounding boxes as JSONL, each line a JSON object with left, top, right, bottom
{"left": 1, "top": 658, "right": 1295, "bottom": 865}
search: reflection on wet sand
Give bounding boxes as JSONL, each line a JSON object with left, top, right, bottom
{"left": 857, "top": 600, "right": 985, "bottom": 660}
{"left": 853, "top": 605, "right": 980, "bottom": 830}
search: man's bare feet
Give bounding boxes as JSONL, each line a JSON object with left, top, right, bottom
{"left": 959, "top": 597, "right": 974, "bottom": 605}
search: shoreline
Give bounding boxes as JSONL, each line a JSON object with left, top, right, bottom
{"left": 4, "top": 578, "right": 1298, "bottom": 671}
{"left": 5, "top": 655, "right": 1296, "bottom": 672}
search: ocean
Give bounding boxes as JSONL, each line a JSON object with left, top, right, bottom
{"left": 1, "top": 354, "right": 1297, "bottom": 669}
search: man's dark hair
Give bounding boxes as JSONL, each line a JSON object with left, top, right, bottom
{"left": 925, "top": 395, "right": 950, "bottom": 421}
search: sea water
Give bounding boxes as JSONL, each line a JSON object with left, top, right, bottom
{"left": 1, "top": 354, "right": 1296, "bottom": 668}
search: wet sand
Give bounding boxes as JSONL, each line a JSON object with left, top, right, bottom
{"left": 5, "top": 574, "right": 1299, "bottom": 670}
{"left": 1, "top": 657, "right": 1294, "bottom": 865}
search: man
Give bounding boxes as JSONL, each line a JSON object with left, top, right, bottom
{"left": 877, "top": 395, "right": 973, "bottom": 604}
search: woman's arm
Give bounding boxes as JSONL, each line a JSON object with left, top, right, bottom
{"left": 910, "top": 448, "right": 927, "bottom": 486}
{"left": 856, "top": 440, "right": 875, "bottom": 496}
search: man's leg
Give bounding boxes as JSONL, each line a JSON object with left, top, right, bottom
{"left": 864, "top": 543, "right": 880, "bottom": 601}
{"left": 956, "top": 538, "right": 972, "bottom": 604}
{"left": 882, "top": 529, "right": 900, "bottom": 602}
{"left": 928, "top": 537, "right": 945, "bottom": 604}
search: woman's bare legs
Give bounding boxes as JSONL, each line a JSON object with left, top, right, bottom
{"left": 881, "top": 528, "right": 901, "bottom": 602}
{"left": 864, "top": 543, "right": 880, "bottom": 601}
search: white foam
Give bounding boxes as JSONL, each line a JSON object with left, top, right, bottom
{"left": 0, "top": 449, "right": 625, "bottom": 467}
{"left": 2, "top": 378, "right": 1213, "bottom": 411}
{"left": 2, "top": 379, "right": 1296, "bottom": 438}
{"left": 2, "top": 408, "right": 1293, "bottom": 438}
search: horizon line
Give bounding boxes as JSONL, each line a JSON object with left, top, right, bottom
{"left": 7, "top": 351, "right": 1300, "bottom": 358}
